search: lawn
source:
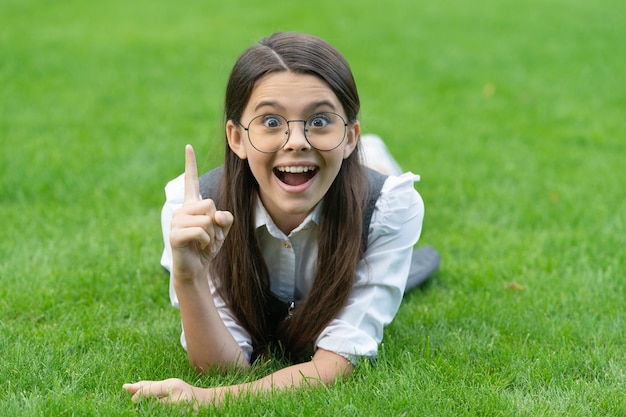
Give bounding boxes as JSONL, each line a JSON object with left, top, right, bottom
{"left": 1, "top": 0, "right": 624, "bottom": 415}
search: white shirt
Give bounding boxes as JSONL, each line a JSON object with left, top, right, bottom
{"left": 160, "top": 171, "right": 423, "bottom": 364}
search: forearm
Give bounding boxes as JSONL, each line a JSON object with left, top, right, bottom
{"left": 174, "top": 275, "right": 249, "bottom": 371}
{"left": 251, "top": 350, "right": 353, "bottom": 391}
{"left": 196, "top": 349, "right": 353, "bottom": 405}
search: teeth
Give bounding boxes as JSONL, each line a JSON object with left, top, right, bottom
{"left": 276, "top": 166, "right": 316, "bottom": 173}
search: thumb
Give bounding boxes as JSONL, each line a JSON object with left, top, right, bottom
{"left": 215, "top": 210, "right": 234, "bottom": 228}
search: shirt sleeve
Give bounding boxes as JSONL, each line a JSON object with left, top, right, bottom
{"left": 160, "top": 173, "right": 184, "bottom": 308}
{"left": 159, "top": 173, "right": 254, "bottom": 361}
{"left": 315, "top": 172, "right": 424, "bottom": 364}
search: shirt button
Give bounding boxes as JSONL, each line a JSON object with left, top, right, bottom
{"left": 283, "top": 241, "right": 291, "bottom": 249}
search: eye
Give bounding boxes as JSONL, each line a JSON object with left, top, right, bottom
{"left": 308, "top": 113, "right": 331, "bottom": 128}
{"left": 261, "top": 115, "right": 284, "bottom": 129}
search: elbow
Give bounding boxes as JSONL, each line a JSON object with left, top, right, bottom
{"left": 336, "top": 359, "right": 354, "bottom": 381}
{"left": 312, "top": 348, "right": 354, "bottom": 385}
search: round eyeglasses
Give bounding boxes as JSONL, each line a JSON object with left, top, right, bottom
{"left": 239, "top": 112, "right": 348, "bottom": 153}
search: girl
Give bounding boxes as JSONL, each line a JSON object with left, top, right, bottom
{"left": 124, "top": 32, "right": 434, "bottom": 406}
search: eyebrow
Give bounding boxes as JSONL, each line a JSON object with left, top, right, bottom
{"left": 253, "top": 100, "right": 338, "bottom": 114}
{"left": 253, "top": 101, "right": 285, "bottom": 113}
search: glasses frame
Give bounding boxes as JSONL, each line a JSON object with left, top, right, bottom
{"left": 239, "top": 112, "right": 349, "bottom": 153}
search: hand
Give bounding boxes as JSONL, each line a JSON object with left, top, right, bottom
{"left": 170, "top": 145, "right": 233, "bottom": 280}
{"left": 123, "top": 378, "right": 212, "bottom": 406}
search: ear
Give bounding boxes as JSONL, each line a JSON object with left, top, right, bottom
{"left": 343, "top": 120, "right": 360, "bottom": 159}
{"left": 226, "top": 120, "right": 248, "bottom": 160}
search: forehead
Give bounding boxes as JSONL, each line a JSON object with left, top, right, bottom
{"left": 246, "top": 71, "right": 343, "bottom": 114}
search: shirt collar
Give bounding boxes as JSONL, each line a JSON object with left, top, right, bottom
{"left": 254, "top": 197, "right": 322, "bottom": 238}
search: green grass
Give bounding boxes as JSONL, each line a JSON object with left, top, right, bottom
{"left": 1, "top": 0, "right": 624, "bottom": 415}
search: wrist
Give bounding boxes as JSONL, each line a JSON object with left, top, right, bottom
{"left": 172, "top": 269, "right": 209, "bottom": 289}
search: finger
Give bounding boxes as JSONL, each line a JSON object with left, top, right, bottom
{"left": 213, "top": 211, "right": 234, "bottom": 241}
{"left": 184, "top": 144, "right": 200, "bottom": 204}
{"left": 123, "top": 381, "right": 155, "bottom": 402}
{"left": 131, "top": 381, "right": 168, "bottom": 402}
{"left": 171, "top": 201, "right": 218, "bottom": 249}
{"left": 172, "top": 227, "right": 213, "bottom": 252}
{"left": 214, "top": 211, "right": 234, "bottom": 228}
{"left": 122, "top": 383, "right": 139, "bottom": 395}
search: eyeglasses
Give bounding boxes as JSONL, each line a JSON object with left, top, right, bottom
{"left": 239, "top": 112, "right": 348, "bottom": 153}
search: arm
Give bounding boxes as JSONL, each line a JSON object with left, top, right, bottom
{"left": 168, "top": 145, "right": 247, "bottom": 370}
{"left": 123, "top": 348, "right": 352, "bottom": 406}
{"left": 173, "top": 269, "right": 250, "bottom": 370}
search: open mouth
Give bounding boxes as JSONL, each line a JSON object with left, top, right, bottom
{"left": 274, "top": 166, "right": 318, "bottom": 186}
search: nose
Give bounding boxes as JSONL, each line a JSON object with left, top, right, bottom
{"left": 283, "top": 120, "right": 311, "bottom": 152}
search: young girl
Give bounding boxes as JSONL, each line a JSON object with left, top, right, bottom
{"left": 124, "top": 32, "right": 435, "bottom": 406}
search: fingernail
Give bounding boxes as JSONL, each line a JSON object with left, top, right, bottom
{"left": 216, "top": 229, "right": 224, "bottom": 241}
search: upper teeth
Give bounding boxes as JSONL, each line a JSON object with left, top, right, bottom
{"left": 277, "top": 166, "right": 316, "bottom": 173}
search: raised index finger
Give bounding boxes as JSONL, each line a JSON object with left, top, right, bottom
{"left": 184, "top": 144, "right": 200, "bottom": 203}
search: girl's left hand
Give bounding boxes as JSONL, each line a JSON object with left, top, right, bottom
{"left": 123, "top": 378, "right": 211, "bottom": 405}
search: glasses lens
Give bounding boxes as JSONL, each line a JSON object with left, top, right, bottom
{"left": 305, "top": 112, "right": 347, "bottom": 151}
{"left": 247, "top": 114, "right": 289, "bottom": 153}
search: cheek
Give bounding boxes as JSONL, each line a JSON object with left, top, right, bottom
{"left": 323, "top": 152, "right": 346, "bottom": 180}
{"left": 246, "top": 155, "right": 274, "bottom": 182}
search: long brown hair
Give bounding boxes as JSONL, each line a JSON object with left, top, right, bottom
{"left": 210, "top": 32, "right": 367, "bottom": 358}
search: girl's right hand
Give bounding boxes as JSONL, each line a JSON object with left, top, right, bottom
{"left": 169, "top": 145, "right": 233, "bottom": 281}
